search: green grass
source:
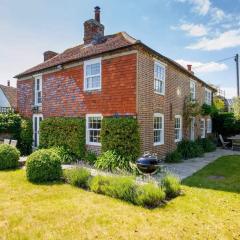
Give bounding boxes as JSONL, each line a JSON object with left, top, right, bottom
{"left": 183, "top": 155, "right": 240, "bottom": 193}
{"left": 0, "top": 156, "right": 240, "bottom": 239}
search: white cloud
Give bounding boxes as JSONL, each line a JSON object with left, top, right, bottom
{"left": 186, "top": 30, "right": 240, "bottom": 50}
{"left": 176, "top": 0, "right": 211, "bottom": 15}
{"left": 210, "top": 7, "right": 226, "bottom": 22}
{"left": 178, "top": 23, "right": 208, "bottom": 36}
{"left": 176, "top": 59, "right": 228, "bottom": 73}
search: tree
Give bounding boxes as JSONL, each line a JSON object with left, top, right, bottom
{"left": 213, "top": 96, "right": 225, "bottom": 112}
{"left": 233, "top": 97, "right": 240, "bottom": 120}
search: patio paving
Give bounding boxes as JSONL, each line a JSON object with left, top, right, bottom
{"left": 160, "top": 148, "right": 240, "bottom": 180}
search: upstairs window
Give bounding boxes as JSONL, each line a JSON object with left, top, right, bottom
{"left": 154, "top": 61, "right": 165, "bottom": 95}
{"left": 200, "top": 119, "right": 206, "bottom": 138}
{"left": 205, "top": 88, "right": 212, "bottom": 105}
{"left": 207, "top": 118, "right": 212, "bottom": 133}
{"left": 190, "top": 80, "right": 196, "bottom": 101}
{"left": 174, "top": 115, "right": 182, "bottom": 142}
{"left": 84, "top": 58, "right": 101, "bottom": 91}
{"left": 154, "top": 113, "right": 164, "bottom": 145}
{"left": 34, "top": 75, "right": 42, "bottom": 106}
{"left": 86, "top": 114, "right": 102, "bottom": 146}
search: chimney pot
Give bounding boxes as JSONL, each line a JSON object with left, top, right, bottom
{"left": 7, "top": 80, "right": 10, "bottom": 87}
{"left": 187, "top": 64, "right": 192, "bottom": 72}
{"left": 95, "top": 6, "right": 101, "bottom": 23}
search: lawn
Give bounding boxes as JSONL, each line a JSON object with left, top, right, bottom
{"left": 0, "top": 156, "right": 240, "bottom": 239}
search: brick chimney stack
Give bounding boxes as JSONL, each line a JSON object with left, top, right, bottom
{"left": 84, "top": 6, "right": 105, "bottom": 44}
{"left": 7, "top": 80, "right": 10, "bottom": 87}
{"left": 187, "top": 64, "right": 192, "bottom": 72}
{"left": 44, "top": 51, "right": 58, "bottom": 62}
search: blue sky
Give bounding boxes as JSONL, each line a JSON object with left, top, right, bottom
{"left": 0, "top": 0, "right": 240, "bottom": 98}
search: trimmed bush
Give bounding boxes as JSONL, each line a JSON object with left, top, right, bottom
{"left": 104, "top": 176, "right": 137, "bottom": 203}
{"left": 196, "top": 138, "right": 216, "bottom": 153}
{"left": 19, "top": 118, "right": 33, "bottom": 155}
{"left": 40, "top": 117, "right": 85, "bottom": 159}
{"left": 101, "top": 117, "right": 140, "bottom": 163}
{"left": 89, "top": 175, "right": 111, "bottom": 194}
{"left": 51, "top": 146, "right": 77, "bottom": 164}
{"left": 0, "top": 144, "right": 20, "bottom": 170}
{"left": 177, "top": 139, "right": 204, "bottom": 159}
{"left": 165, "top": 150, "right": 182, "bottom": 163}
{"left": 85, "top": 151, "right": 97, "bottom": 165}
{"left": 26, "top": 149, "right": 62, "bottom": 183}
{"left": 135, "top": 183, "right": 166, "bottom": 208}
{"left": 63, "top": 168, "right": 91, "bottom": 189}
{"left": 162, "top": 174, "right": 181, "bottom": 198}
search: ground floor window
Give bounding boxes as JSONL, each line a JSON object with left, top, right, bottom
{"left": 207, "top": 118, "right": 212, "bottom": 133}
{"left": 86, "top": 114, "right": 102, "bottom": 146}
{"left": 154, "top": 113, "right": 164, "bottom": 145}
{"left": 200, "top": 118, "right": 206, "bottom": 138}
{"left": 174, "top": 115, "right": 182, "bottom": 142}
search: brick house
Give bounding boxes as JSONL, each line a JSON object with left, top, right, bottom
{"left": 15, "top": 7, "right": 215, "bottom": 158}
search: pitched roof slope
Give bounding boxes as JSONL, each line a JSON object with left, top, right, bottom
{"left": 15, "top": 32, "right": 138, "bottom": 78}
{"left": 0, "top": 85, "right": 17, "bottom": 109}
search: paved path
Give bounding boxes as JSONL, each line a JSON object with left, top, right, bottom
{"left": 160, "top": 148, "right": 240, "bottom": 180}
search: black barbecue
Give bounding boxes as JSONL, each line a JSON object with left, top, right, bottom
{"left": 136, "top": 153, "right": 161, "bottom": 174}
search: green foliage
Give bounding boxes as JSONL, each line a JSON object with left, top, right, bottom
{"left": 95, "top": 150, "right": 131, "bottom": 172}
{"left": 101, "top": 117, "right": 140, "bottom": 163}
{"left": 233, "top": 97, "right": 240, "bottom": 120}
{"left": 26, "top": 149, "right": 62, "bottom": 183}
{"left": 165, "top": 150, "right": 182, "bottom": 163}
{"left": 162, "top": 174, "right": 181, "bottom": 198}
{"left": 183, "top": 97, "right": 201, "bottom": 126}
{"left": 19, "top": 118, "right": 33, "bottom": 155}
{"left": 63, "top": 168, "right": 91, "bottom": 189}
{"left": 196, "top": 138, "right": 216, "bottom": 153}
{"left": 213, "top": 97, "right": 225, "bottom": 112}
{"left": 51, "top": 146, "right": 77, "bottom": 164}
{"left": 40, "top": 117, "right": 85, "bottom": 159}
{"left": 0, "top": 144, "right": 20, "bottom": 170}
{"left": 177, "top": 139, "right": 204, "bottom": 159}
{"left": 0, "top": 112, "right": 21, "bottom": 141}
{"left": 135, "top": 183, "right": 166, "bottom": 208}
{"left": 84, "top": 151, "right": 97, "bottom": 165}
{"left": 89, "top": 175, "right": 111, "bottom": 194}
{"left": 201, "top": 103, "right": 213, "bottom": 116}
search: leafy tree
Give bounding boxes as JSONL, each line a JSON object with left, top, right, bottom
{"left": 233, "top": 97, "right": 240, "bottom": 120}
{"left": 213, "top": 96, "right": 225, "bottom": 112}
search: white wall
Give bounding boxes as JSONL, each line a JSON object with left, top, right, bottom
{"left": 0, "top": 88, "right": 10, "bottom": 107}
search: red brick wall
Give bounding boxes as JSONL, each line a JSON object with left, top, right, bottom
{"left": 17, "top": 53, "right": 137, "bottom": 118}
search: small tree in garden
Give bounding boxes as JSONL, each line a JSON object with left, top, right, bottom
{"left": 233, "top": 97, "right": 240, "bottom": 120}
{"left": 213, "top": 96, "right": 225, "bottom": 112}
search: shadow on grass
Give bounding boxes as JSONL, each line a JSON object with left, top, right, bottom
{"left": 182, "top": 155, "right": 240, "bottom": 194}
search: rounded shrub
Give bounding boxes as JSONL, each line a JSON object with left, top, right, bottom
{"left": 26, "top": 149, "right": 62, "bottom": 183}
{"left": 0, "top": 144, "right": 20, "bottom": 170}
{"left": 162, "top": 174, "right": 181, "bottom": 198}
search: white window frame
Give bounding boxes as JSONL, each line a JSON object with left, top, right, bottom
{"left": 34, "top": 74, "right": 42, "bottom": 106}
{"left": 207, "top": 118, "right": 212, "bottom": 133}
{"left": 200, "top": 118, "right": 206, "bottom": 139}
{"left": 205, "top": 88, "right": 212, "bottom": 105}
{"left": 174, "top": 115, "right": 182, "bottom": 142}
{"left": 86, "top": 114, "right": 102, "bottom": 146}
{"left": 154, "top": 61, "right": 166, "bottom": 95}
{"left": 84, "top": 58, "right": 102, "bottom": 91}
{"left": 190, "top": 80, "right": 196, "bottom": 101}
{"left": 153, "top": 113, "right": 164, "bottom": 146}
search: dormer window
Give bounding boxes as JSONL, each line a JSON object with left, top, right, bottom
{"left": 84, "top": 58, "right": 102, "bottom": 91}
{"left": 34, "top": 75, "right": 42, "bottom": 106}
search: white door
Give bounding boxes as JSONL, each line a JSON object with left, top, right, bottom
{"left": 190, "top": 117, "right": 195, "bottom": 141}
{"left": 33, "top": 114, "right": 43, "bottom": 147}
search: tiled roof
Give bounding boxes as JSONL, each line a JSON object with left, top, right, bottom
{"left": 15, "top": 32, "right": 138, "bottom": 78}
{"left": 0, "top": 85, "right": 17, "bottom": 109}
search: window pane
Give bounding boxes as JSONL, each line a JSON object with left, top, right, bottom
{"left": 91, "top": 63, "right": 100, "bottom": 75}
{"left": 86, "top": 65, "right": 91, "bottom": 76}
{"left": 92, "top": 76, "right": 100, "bottom": 88}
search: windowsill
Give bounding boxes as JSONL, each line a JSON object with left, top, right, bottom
{"left": 86, "top": 142, "right": 101, "bottom": 147}
{"left": 201, "top": 136, "right": 206, "bottom": 139}
{"left": 154, "top": 91, "right": 165, "bottom": 96}
{"left": 84, "top": 88, "right": 101, "bottom": 92}
{"left": 154, "top": 142, "right": 164, "bottom": 146}
{"left": 175, "top": 139, "right": 182, "bottom": 143}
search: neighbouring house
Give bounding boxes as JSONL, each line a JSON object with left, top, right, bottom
{"left": 0, "top": 81, "right": 17, "bottom": 112}
{"left": 15, "top": 7, "right": 215, "bottom": 158}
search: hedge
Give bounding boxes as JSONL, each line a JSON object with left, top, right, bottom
{"left": 19, "top": 118, "right": 33, "bottom": 155}
{"left": 101, "top": 117, "right": 140, "bottom": 162}
{"left": 39, "top": 117, "right": 85, "bottom": 159}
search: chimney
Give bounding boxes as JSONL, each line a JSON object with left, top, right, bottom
{"left": 95, "top": 6, "right": 100, "bottom": 23}
{"left": 84, "top": 6, "right": 105, "bottom": 44}
{"left": 7, "top": 80, "right": 10, "bottom": 87}
{"left": 187, "top": 64, "right": 194, "bottom": 75}
{"left": 43, "top": 51, "right": 58, "bottom": 62}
